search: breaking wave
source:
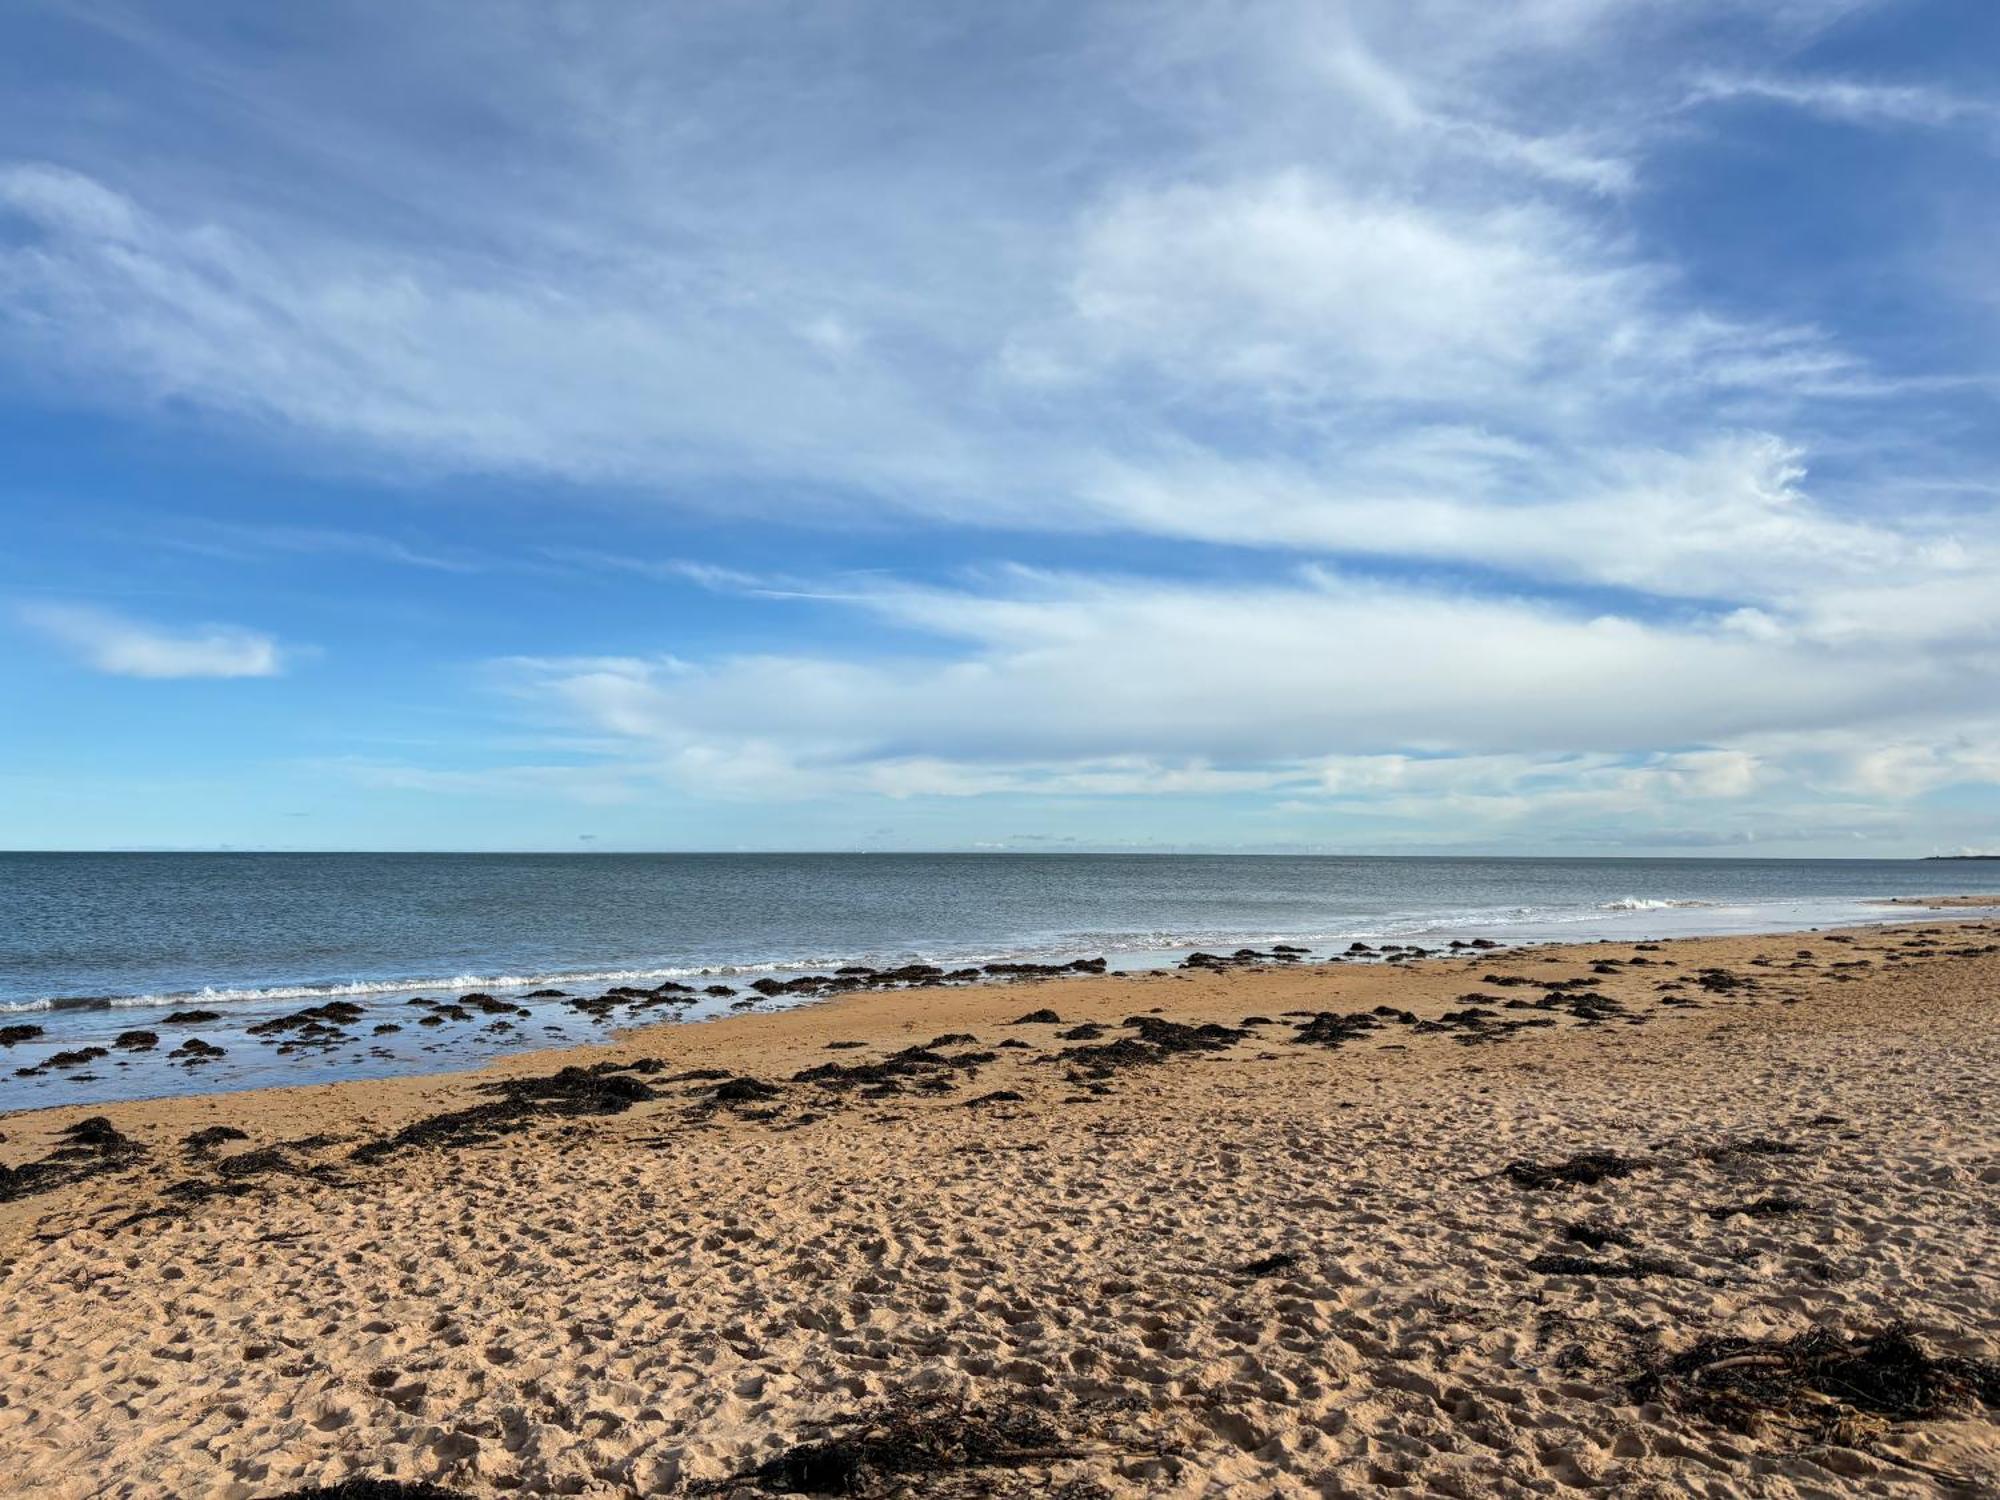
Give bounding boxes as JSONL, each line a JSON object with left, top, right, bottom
{"left": 1597, "top": 897, "right": 1718, "bottom": 912}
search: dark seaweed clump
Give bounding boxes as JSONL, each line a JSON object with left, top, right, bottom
{"left": 1561, "top": 1219, "right": 1635, "bottom": 1250}
{"left": 1706, "top": 1195, "right": 1807, "bottom": 1220}
{"left": 1237, "top": 1251, "right": 1300, "bottom": 1277}
{"left": 712, "top": 1076, "right": 782, "bottom": 1105}
{"left": 0, "top": 1116, "right": 145, "bottom": 1204}
{"left": 1182, "top": 947, "right": 1303, "bottom": 970}
{"left": 1055, "top": 1015, "right": 1247, "bottom": 1079}
{"left": 792, "top": 1041, "right": 996, "bottom": 1099}
{"left": 1504, "top": 1151, "right": 1641, "bottom": 1190}
{"left": 183, "top": 1125, "right": 251, "bottom": 1153}
{"left": 693, "top": 1389, "right": 1078, "bottom": 1495}
{"left": 265, "top": 1481, "right": 475, "bottom": 1500}
{"left": 1529, "top": 1252, "right": 1679, "bottom": 1279}
{"left": 1289, "top": 1010, "right": 1393, "bottom": 1049}
{"left": 1631, "top": 1323, "right": 2000, "bottom": 1444}
{"left": 1700, "top": 1136, "right": 1802, "bottom": 1163}
{"left": 351, "top": 1062, "right": 660, "bottom": 1163}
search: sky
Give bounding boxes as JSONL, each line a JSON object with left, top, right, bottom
{"left": 2, "top": 0, "right": 1997, "bottom": 856}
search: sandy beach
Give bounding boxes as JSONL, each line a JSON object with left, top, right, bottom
{"left": 3, "top": 918, "right": 1997, "bottom": 1498}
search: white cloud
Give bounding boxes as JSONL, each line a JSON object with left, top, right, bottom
{"left": 1071, "top": 432, "right": 1982, "bottom": 609}
{"left": 0, "top": 0, "right": 1925, "bottom": 563}
{"left": 1035, "top": 173, "right": 1655, "bottom": 401}
{"left": 5, "top": 0, "right": 1993, "bottom": 854}
{"left": 19, "top": 603, "right": 286, "bottom": 679}
{"left": 477, "top": 568, "right": 1991, "bottom": 805}
{"left": 1689, "top": 73, "right": 2000, "bottom": 131}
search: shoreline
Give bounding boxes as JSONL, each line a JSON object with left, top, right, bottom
{"left": 3, "top": 915, "right": 1998, "bottom": 1496}
{"left": 7, "top": 890, "right": 2000, "bottom": 1114}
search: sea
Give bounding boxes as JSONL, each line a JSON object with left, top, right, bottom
{"left": 2, "top": 852, "right": 1992, "bottom": 1108}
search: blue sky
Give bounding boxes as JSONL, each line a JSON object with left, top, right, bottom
{"left": 2, "top": 0, "right": 1997, "bottom": 854}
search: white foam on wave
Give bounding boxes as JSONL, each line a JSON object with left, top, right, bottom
{"left": 17, "top": 960, "right": 842, "bottom": 1014}
{"left": 1597, "top": 897, "right": 1718, "bottom": 912}
{"left": 0, "top": 894, "right": 1905, "bottom": 1017}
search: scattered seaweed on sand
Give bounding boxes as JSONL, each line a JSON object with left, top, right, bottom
{"left": 692, "top": 1389, "right": 1084, "bottom": 1496}
{"left": 265, "top": 1481, "right": 475, "bottom": 1500}
{"left": 712, "top": 1077, "right": 782, "bottom": 1105}
{"left": 1288, "top": 1011, "right": 1388, "bottom": 1049}
{"left": 1529, "top": 1252, "right": 1679, "bottom": 1279}
{"left": 793, "top": 1047, "right": 974, "bottom": 1096}
{"left": 1701, "top": 1136, "right": 1802, "bottom": 1162}
{"left": 1182, "top": 948, "right": 1294, "bottom": 970}
{"left": 1237, "top": 1251, "right": 1300, "bottom": 1277}
{"left": 1053, "top": 1016, "right": 1247, "bottom": 1080}
{"left": 351, "top": 1062, "right": 660, "bottom": 1162}
{"left": 1706, "top": 1195, "right": 1808, "bottom": 1220}
{"left": 1504, "top": 1151, "right": 1642, "bottom": 1190}
{"left": 183, "top": 1125, "right": 251, "bottom": 1153}
{"left": 1630, "top": 1322, "right": 2000, "bottom": 1448}
{"left": 1010, "top": 1009, "right": 1062, "bottom": 1025}
{"left": 0, "top": 1116, "right": 145, "bottom": 1204}
{"left": 1562, "top": 1219, "right": 1636, "bottom": 1250}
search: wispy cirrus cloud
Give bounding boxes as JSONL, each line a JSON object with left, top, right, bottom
{"left": 19, "top": 602, "right": 287, "bottom": 679}
{"left": 1688, "top": 72, "right": 2000, "bottom": 131}
{"left": 0, "top": 0, "right": 1930, "bottom": 542}
{"left": 156, "top": 521, "right": 486, "bottom": 573}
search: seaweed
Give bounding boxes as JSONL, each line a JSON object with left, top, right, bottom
{"left": 1706, "top": 1196, "right": 1807, "bottom": 1220}
{"left": 1237, "top": 1251, "right": 1299, "bottom": 1277}
{"left": 1631, "top": 1322, "right": 2000, "bottom": 1445}
{"left": 1529, "top": 1253, "right": 1678, "bottom": 1279}
{"left": 692, "top": 1389, "right": 1079, "bottom": 1496}
{"left": 265, "top": 1482, "right": 474, "bottom": 1500}
{"left": 1561, "top": 1219, "right": 1635, "bottom": 1250}
{"left": 0, "top": 1116, "right": 145, "bottom": 1204}
{"left": 1055, "top": 1016, "right": 1247, "bottom": 1079}
{"left": 1288, "top": 1011, "right": 1385, "bottom": 1049}
{"left": 793, "top": 1044, "right": 996, "bottom": 1095}
{"left": 183, "top": 1125, "right": 251, "bottom": 1153}
{"left": 1700, "top": 1137, "right": 1802, "bottom": 1162}
{"left": 1504, "top": 1151, "right": 1642, "bottom": 1190}
{"left": 713, "top": 1076, "right": 782, "bottom": 1105}
{"left": 351, "top": 1062, "right": 659, "bottom": 1162}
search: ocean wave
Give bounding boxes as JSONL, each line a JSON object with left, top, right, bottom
{"left": 0, "top": 896, "right": 1847, "bottom": 1015}
{"left": 1597, "top": 897, "right": 1718, "bottom": 912}
{"left": 0, "top": 961, "right": 849, "bottom": 1015}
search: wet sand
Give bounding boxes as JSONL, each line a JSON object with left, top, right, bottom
{"left": 2, "top": 920, "right": 1998, "bottom": 1497}
{"left": 1872, "top": 894, "right": 2000, "bottom": 908}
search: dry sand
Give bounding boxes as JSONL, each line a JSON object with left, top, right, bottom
{"left": 3, "top": 920, "right": 1998, "bottom": 1498}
